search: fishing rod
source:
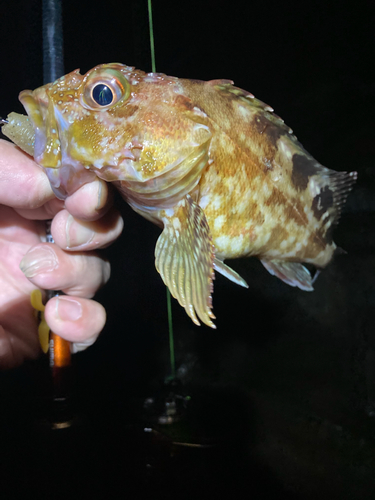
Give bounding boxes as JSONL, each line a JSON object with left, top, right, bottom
{"left": 42, "top": 0, "right": 73, "bottom": 428}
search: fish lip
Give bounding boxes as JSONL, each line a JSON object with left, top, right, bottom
{"left": 19, "top": 87, "right": 49, "bottom": 121}
{"left": 19, "top": 88, "right": 47, "bottom": 137}
{"left": 19, "top": 88, "right": 61, "bottom": 167}
{"left": 18, "top": 90, "right": 45, "bottom": 162}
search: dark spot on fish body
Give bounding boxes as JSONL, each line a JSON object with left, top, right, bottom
{"left": 261, "top": 157, "right": 274, "bottom": 173}
{"left": 320, "top": 225, "right": 333, "bottom": 245}
{"left": 174, "top": 94, "right": 195, "bottom": 111}
{"left": 253, "top": 113, "right": 286, "bottom": 148}
{"left": 112, "top": 104, "right": 139, "bottom": 119}
{"left": 246, "top": 115, "right": 284, "bottom": 179}
{"left": 291, "top": 153, "right": 319, "bottom": 191}
{"left": 311, "top": 186, "right": 334, "bottom": 221}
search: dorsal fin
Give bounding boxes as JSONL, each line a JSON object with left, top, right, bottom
{"left": 207, "top": 79, "right": 297, "bottom": 137}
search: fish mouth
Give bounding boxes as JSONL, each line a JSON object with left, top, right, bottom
{"left": 18, "top": 70, "right": 98, "bottom": 199}
{"left": 19, "top": 87, "right": 63, "bottom": 168}
{"left": 19, "top": 69, "right": 84, "bottom": 169}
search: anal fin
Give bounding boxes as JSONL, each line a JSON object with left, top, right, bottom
{"left": 261, "top": 259, "right": 314, "bottom": 291}
{"left": 155, "top": 195, "right": 216, "bottom": 328}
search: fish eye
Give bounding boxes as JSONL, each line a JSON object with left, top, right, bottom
{"left": 81, "top": 69, "right": 131, "bottom": 110}
{"left": 92, "top": 83, "right": 114, "bottom": 106}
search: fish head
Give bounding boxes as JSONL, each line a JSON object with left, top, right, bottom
{"left": 19, "top": 64, "right": 145, "bottom": 197}
{"left": 18, "top": 63, "right": 211, "bottom": 200}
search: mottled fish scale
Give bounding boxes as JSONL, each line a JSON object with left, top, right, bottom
{"left": 181, "top": 79, "right": 352, "bottom": 265}
{"left": 2, "top": 63, "right": 357, "bottom": 327}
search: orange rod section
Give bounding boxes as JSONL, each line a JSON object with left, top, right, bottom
{"left": 50, "top": 332, "right": 71, "bottom": 367}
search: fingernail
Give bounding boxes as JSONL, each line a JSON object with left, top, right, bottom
{"left": 66, "top": 214, "right": 95, "bottom": 248}
{"left": 71, "top": 336, "right": 97, "bottom": 353}
{"left": 95, "top": 179, "right": 106, "bottom": 211}
{"left": 20, "top": 246, "right": 58, "bottom": 278}
{"left": 56, "top": 296, "right": 82, "bottom": 322}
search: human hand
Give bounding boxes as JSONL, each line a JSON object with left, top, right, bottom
{"left": 0, "top": 139, "right": 123, "bottom": 369}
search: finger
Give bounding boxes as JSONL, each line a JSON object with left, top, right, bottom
{"left": 0, "top": 323, "right": 40, "bottom": 371}
{"left": 64, "top": 178, "right": 113, "bottom": 221}
{"left": 0, "top": 139, "right": 54, "bottom": 209}
{"left": 44, "top": 296, "right": 106, "bottom": 345}
{"left": 19, "top": 243, "right": 111, "bottom": 298}
{"left": 15, "top": 198, "right": 65, "bottom": 220}
{"left": 13, "top": 171, "right": 113, "bottom": 221}
{"left": 51, "top": 207, "right": 124, "bottom": 251}
{"left": 0, "top": 204, "right": 46, "bottom": 244}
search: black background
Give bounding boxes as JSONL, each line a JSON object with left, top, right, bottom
{"left": 1, "top": 1, "right": 375, "bottom": 498}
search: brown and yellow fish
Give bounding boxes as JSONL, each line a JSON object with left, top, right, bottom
{"left": 2, "top": 63, "right": 357, "bottom": 328}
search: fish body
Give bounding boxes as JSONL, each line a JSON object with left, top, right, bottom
{"left": 4, "top": 63, "right": 357, "bottom": 327}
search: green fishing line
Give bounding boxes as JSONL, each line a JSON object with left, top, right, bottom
{"left": 147, "top": 0, "right": 156, "bottom": 74}
{"left": 167, "top": 287, "right": 175, "bottom": 379}
{"left": 148, "top": 0, "right": 175, "bottom": 379}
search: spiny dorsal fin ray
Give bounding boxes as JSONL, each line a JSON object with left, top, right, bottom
{"left": 207, "top": 79, "right": 297, "bottom": 138}
{"left": 155, "top": 195, "right": 216, "bottom": 328}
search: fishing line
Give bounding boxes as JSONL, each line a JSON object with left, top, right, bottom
{"left": 147, "top": 0, "right": 176, "bottom": 380}
{"left": 147, "top": 0, "right": 156, "bottom": 74}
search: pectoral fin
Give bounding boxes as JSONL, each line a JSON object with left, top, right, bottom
{"left": 261, "top": 259, "right": 314, "bottom": 291}
{"left": 155, "top": 195, "right": 216, "bottom": 328}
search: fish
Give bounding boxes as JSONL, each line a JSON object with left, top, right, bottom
{"left": 2, "top": 63, "right": 357, "bottom": 328}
